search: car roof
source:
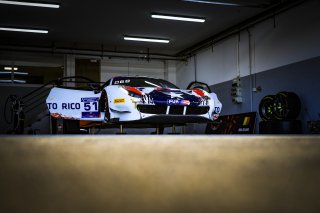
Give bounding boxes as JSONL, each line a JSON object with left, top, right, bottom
{"left": 102, "top": 76, "right": 168, "bottom": 88}
{"left": 111, "top": 76, "right": 160, "bottom": 80}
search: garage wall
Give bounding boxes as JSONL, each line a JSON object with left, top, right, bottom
{"left": 176, "top": 0, "right": 320, "bottom": 133}
{"left": 211, "top": 56, "right": 320, "bottom": 133}
{"left": 176, "top": 1, "right": 320, "bottom": 88}
{"left": 0, "top": 51, "right": 64, "bottom": 68}
{"left": 100, "top": 58, "right": 176, "bottom": 84}
{"left": 0, "top": 52, "right": 64, "bottom": 134}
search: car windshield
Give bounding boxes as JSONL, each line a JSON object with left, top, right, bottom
{"left": 111, "top": 77, "right": 179, "bottom": 89}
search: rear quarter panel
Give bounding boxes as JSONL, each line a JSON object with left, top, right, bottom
{"left": 46, "top": 87, "right": 104, "bottom": 121}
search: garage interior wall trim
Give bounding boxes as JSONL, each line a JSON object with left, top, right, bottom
{"left": 0, "top": 45, "right": 185, "bottom": 62}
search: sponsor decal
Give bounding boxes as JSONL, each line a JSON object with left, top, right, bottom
{"left": 213, "top": 114, "right": 219, "bottom": 120}
{"left": 114, "top": 98, "right": 125, "bottom": 104}
{"left": 238, "top": 128, "right": 250, "bottom": 132}
{"left": 114, "top": 79, "right": 130, "bottom": 85}
{"left": 131, "top": 98, "right": 138, "bottom": 108}
{"left": 47, "top": 103, "right": 58, "bottom": 109}
{"left": 214, "top": 107, "right": 221, "bottom": 114}
{"left": 167, "top": 99, "right": 179, "bottom": 105}
{"left": 81, "top": 112, "right": 101, "bottom": 118}
{"left": 242, "top": 117, "right": 251, "bottom": 126}
{"left": 62, "top": 103, "right": 81, "bottom": 110}
{"left": 182, "top": 100, "right": 190, "bottom": 105}
{"left": 81, "top": 97, "right": 99, "bottom": 102}
{"left": 51, "top": 113, "right": 61, "bottom": 118}
{"left": 47, "top": 102, "right": 98, "bottom": 111}
{"left": 141, "top": 95, "right": 154, "bottom": 104}
{"left": 167, "top": 99, "right": 190, "bottom": 105}
{"left": 199, "top": 98, "right": 208, "bottom": 106}
{"left": 84, "top": 102, "right": 98, "bottom": 111}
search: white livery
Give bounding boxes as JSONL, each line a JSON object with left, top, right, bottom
{"left": 46, "top": 76, "right": 222, "bottom": 126}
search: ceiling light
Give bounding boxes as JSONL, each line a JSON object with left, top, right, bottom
{"left": 182, "top": 0, "right": 242, "bottom": 7}
{"left": 0, "top": 27, "right": 48, "bottom": 34}
{"left": 151, "top": 13, "right": 205, "bottom": 23}
{"left": 0, "top": 0, "right": 60, "bottom": 8}
{"left": 4, "top": 67, "right": 13, "bottom": 70}
{"left": 4, "top": 66, "right": 18, "bottom": 71}
{"left": 124, "top": 36, "right": 169, "bottom": 44}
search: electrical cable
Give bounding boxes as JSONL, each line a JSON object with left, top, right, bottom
{"left": 247, "top": 29, "right": 254, "bottom": 112}
{"left": 194, "top": 54, "right": 197, "bottom": 81}
{"left": 237, "top": 33, "right": 240, "bottom": 77}
{"left": 4, "top": 96, "right": 13, "bottom": 124}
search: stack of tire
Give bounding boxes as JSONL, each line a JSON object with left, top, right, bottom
{"left": 259, "top": 91, "right": 302, "bottom": 134}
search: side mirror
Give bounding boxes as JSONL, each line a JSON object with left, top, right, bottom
{"left": 88, "top": 83, "right": 101, "bottom": 94}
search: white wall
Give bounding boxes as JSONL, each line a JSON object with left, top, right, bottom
{"left": 0, "top": 50, "right": 178, "bottom": 85}
{"left": 253, "top": 1, "right": 320, "bottom": 73}
{"left": 101, "top": 58, "right": 177, "bottom": 84}
{"left": 176, "top": 57, "right": 195, "bottom": 89}
{"left": 176, "top": 0, "right": 320, "bottom": 88}
{"left": 0, "top": 51, "right": 63, "bottom": 68}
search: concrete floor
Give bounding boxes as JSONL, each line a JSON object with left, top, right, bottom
{"left": 1, "top": 135, "right": 320, "bottom": 213}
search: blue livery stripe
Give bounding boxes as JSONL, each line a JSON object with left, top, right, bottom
{"left": 81, "top": 97, "right": 99, "bottom": 102}
{"left": 81, "top": 111, "right": 101, "bottom": 118}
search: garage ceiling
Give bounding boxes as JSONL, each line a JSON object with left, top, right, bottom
{"left": 0, "top": 0, "right": 303, "bottom": 57}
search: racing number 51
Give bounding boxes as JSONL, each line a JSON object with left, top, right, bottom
{"left": 84, "top": 102, "right": 98, "bottom": 111}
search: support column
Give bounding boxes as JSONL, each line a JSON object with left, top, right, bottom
{"left": 164, "top": 60, "right": 177, "bottom": 85}
{"left": 64, "top": 55, "right": 76, "bottom": 87}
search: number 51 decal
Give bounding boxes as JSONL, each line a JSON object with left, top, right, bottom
{"left": 84, "top": 102, "right": 98, "bottom": 111}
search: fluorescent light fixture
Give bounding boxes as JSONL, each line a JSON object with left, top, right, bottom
{"left": 0, "top": 0, "right": 60, "bottom": 8}
{"left": 14, "top": 71, "right": 28, "bottom": 75}
{"left": 124, "top": 36, "right": 169, "bottom": 43}
{"left": 182, "top": 0, "right": 242, "bottom": 7}
{"left": 0, "top": 79, "right": 26, "bottom": 83}
{"left": 0, "top": 71, "right": 28, "bottom": 75}
{"left": 151, "top": 13, "right": 205, "bottom": 23}
{"left": 0, "top": 27, "right": 48, "bottom": 34}
{"left": 14, "top": 79, "right": 26, "bottom": 83}
{"left": 4, "top": 66, "right": 18, "bottom": 71}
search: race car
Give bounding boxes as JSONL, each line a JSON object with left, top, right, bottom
{"left": 46, "top": 76, "right": 222, "bottom": 129}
